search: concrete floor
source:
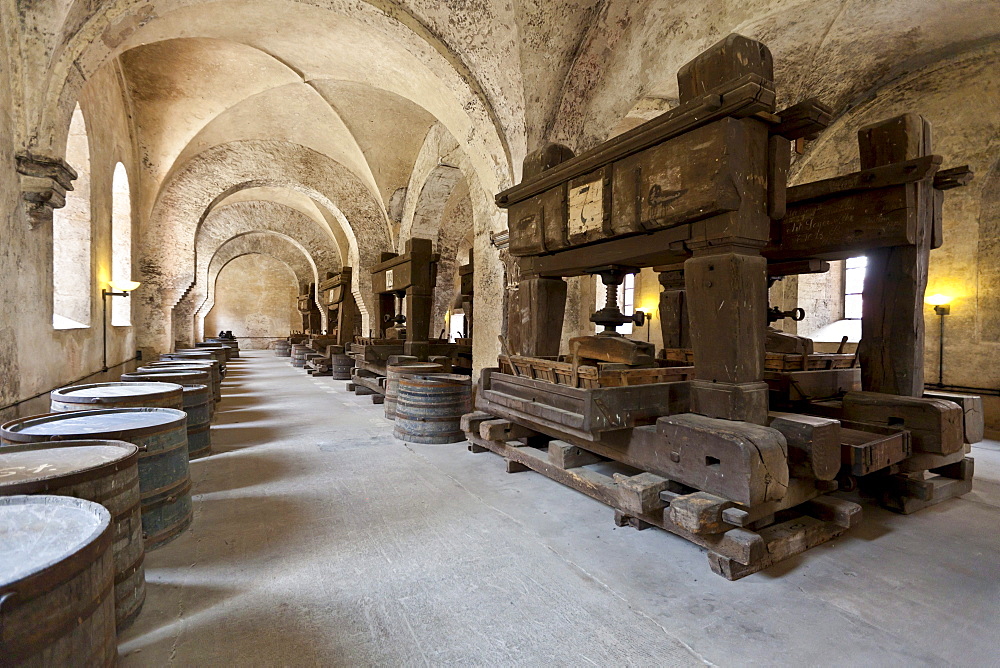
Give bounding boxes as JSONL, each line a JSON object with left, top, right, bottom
{"left": 120, "top": 351, "right": 1000, "bottom": 666}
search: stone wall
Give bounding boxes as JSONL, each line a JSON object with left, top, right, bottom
{"left": 204, "top": 254, "right": 300, "bottom": 349}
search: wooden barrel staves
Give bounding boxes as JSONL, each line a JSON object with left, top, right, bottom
{"left": 1, "top": 408, "right": 193, "bottom": 551}
{"left": 274, "top": 340, "right": 292, "bottom": 357}
{"left": 51, "top": 381, "right": 183, "bottom": 413}
{"left": 161, "top": 351, "right": 225, "bottom": 377}
{"left": 123, "top": 369, "right": 217, "bottom": 409}
{"left": 120, "top": 373, "right": 215, "bottom": 456}
{"left": 0, "top": 495, "right": 117, "bottom": 666}
{"left": 173, "top": 348, "right": 227, "bottom": 373}
{"left": 291, "top": 345, "right": 311, "bottom": 367}
{"left": 0, "top": 440, "right": 145, "bottom": 632}
{"left": 206, "top": 338, "right": 240, "bottom": 358}
{"left": 180, "top": 384, "right": 213, "bottom": 458}
{"left": 330, "top": 353, "right": 353, "bottom": 380}
{"left": 385, "top": 363, "right": 445, "bottom": 420}
{"left": 140, "top": 362, "right": 222, "bottom": 401}
{"left": 393, "top": 374, "right": 472, "bottom": 444}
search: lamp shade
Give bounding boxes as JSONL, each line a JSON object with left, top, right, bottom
{"left": 108, "top": 279, "right": 141, "bottom": 292}
{"left": 925, "top": 293, "right": 952, "bottom": 306}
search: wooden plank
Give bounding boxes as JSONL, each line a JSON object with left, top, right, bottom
{"left": 516, "top": 276, "right": 566, "bottom": 357}
{"left": 548, "top": 440, "right": 602, "bottom": 469}
{"left": 842, "top": 391, "right": 963, "bottom": 455}
{"left": 878, "top": 458, "right": 974, "bottom": 514}
{"left": 785, "top": 155, "right": 940, "bottom": 205}
{"left": 767, "top": 412, "right": 840, "bottom": 481}
{"left": 924, "top": 391, "right": 985, "bottom": 443}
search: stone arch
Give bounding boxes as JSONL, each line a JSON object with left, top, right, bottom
{"left": 194, "top": 231, "right": 317, "bottom": 342}
{"left": 137, "top": 139, "right": 390, "bottom": 353}
{"left": 172, "top": 200, "right": 343, "bottom": 345}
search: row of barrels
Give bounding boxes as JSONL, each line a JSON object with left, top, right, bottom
{"left": 278, "top": 335, "right": 472, "bottom": 443}
{"left": 0, "top": 342, "right": 241, "bottom": 665}
{"left": 278, "top": 337, "right": 353, "bottom": 380}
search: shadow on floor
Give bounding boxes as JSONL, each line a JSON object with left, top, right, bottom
{"left": 191, "top": 451, "right": 296, "bottom": 494}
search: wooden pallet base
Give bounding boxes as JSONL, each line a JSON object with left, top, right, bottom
{"left": 461, "top": 413, "right": 860, "bottom": 581}
{"left": 863, "top": 457, "right": 974, "bottom": 514}
{"left": 350, "top": 371, "right": 385, "bottom": 396}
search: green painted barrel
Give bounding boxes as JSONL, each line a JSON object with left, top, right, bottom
{"left": 0, "top": 495, "right": 117, "bottom": 666}
{"left": 0, "top": 440, "right": 145, "bottom": 632}
{"left": 393, "top": 374, "right": 472, "bottom": 444}
{"left": 1, "top": 408, "right": 193, "bottom": 550}
{"left": 51, "top": 381, "right": 183, "bottom": 413}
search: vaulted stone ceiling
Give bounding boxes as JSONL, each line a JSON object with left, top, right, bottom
{"left": 7, "top": 0, "right": 998, "bottom": 358}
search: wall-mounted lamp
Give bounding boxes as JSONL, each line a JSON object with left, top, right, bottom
{"left": 925, "top": 293, "right": 953, "bottom": 386}
{"left": 101, "top": 280, "right": 141, "bottom": 371}
{"left": 102, "top": 279, "right": 141, "bottom": 298}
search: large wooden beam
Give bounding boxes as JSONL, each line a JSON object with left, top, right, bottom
{"left": 857, "top": 114, "right": 933, "bottom": 397}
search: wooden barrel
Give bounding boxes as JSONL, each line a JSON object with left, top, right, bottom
{"left": 140, "top": 362, "right": 222, "bottom": 400}
{"left": 120, "top": 375, "right": 213, "bottom": 457}
{"left": 291, "top": 345, "right": 312, "bottom": 368}
{"left": 122, "top": 369, "right": 218, "bottom": 407}
{"left": 274, "top": 341, "right": 291, "bottom": 357}
{"left": 173, "top": 348, "right": 227, "bottom": 371}
{"left": 51, "top": 381, "right": 183, "bottom": 413}
{"left": 180, "top": 384, "right": 212, "bottom": 459}
{"left": 0, "top": 440, "right": 145, "bottom": 632}
{"left": 385, "top": 363, "right": 445, "bottom": 420}
{"left": 393, "top": 374, "right": 472, "bottom": 443}
{"left": 192, "top": 343, "right": 232, "bottom": 362}
{"left": 206, "top": 338, "right": 240, "bottom": 358}
{"left": 330, "top": 354, "right": 354, "bottom": 380}
{"left": 1, "top": 408, "right": 193, "bottom": 551}
{"left": 0, "top": 495, "right": 117, "bottom": 666}
{"left": 161, "top": 351, "right": 225, "bottom": 377}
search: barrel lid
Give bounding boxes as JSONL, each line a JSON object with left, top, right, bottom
{"left": 0, "top": 440, "right": 138, "bottom": 493}
{"left": 130, "top": 369, "right": 207, "bottom": 377}
{"left": 408, "top": 373, "right": 472, "bottom": 385}
{"left": 52, "top": 381, "right": 183, "bottom": 402}
{"left": 0, "top": 495, "right": 110, "bottom": 585}
{"left": 162, "top": 351, "right": 213, "bottom": 357}
{"left": 147, "top": 360, "right": 217, "bottom": 368}
{"left": 387, "top": 363, "right": 445, "bottom": 374}
{"left": 2, "top": 407, "right": 188, "bottom": 440}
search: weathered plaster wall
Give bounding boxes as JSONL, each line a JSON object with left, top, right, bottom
{"left": 204, "top": 253, "right": 300, "bottom": 348}
{"left": 0, "top": 57, "right": 138, "bottom": 422}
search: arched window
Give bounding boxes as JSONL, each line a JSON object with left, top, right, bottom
{"left": 111, "top": 162, "right": 132, "bottom": 326}
{"left": 52, "top": 103, "right": 91, "bottom": 329}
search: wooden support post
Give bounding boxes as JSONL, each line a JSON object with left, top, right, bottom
{"left": 516, "top": 274, "right": 567, "bottom": 357}
{"left": 685, "top": 250, "right": 769, "bottom": 424}
{"left": 658, "top": 267, "right": 690, "bottom": 349}
{"left": 858, "top": 114, "right": 933, "bottom": 397}
{"left": 404, "top": 238, "right": 435, "bottom": 359}
{"left": 677, "top": 49, "right": 772, "bottom": 423}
